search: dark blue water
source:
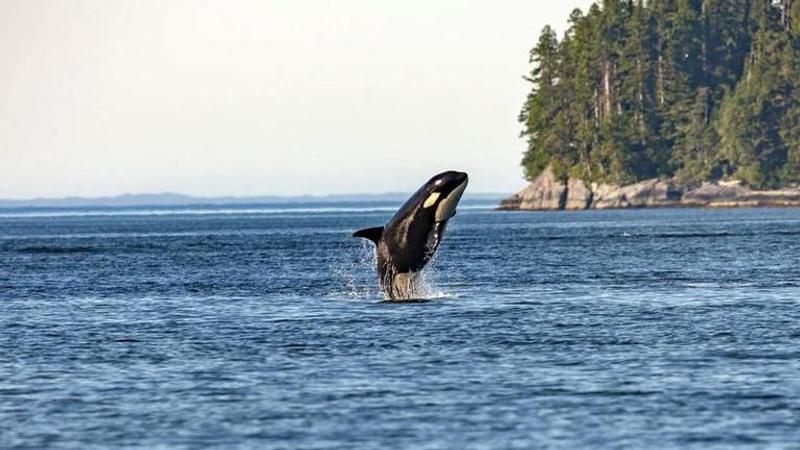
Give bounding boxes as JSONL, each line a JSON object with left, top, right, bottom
{"left": 2, "top": 204, "right": 800, "bottom": 448}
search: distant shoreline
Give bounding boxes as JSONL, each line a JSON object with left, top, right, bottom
{"left": 0, "top": 192, "right": 506, "bottom": 209}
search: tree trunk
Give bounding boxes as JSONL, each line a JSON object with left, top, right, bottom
{"left": 603, "top": 60, "right": 613, "bottom": 118}
{"left": 657, "top": 54, "right": 665, "bottom": 105}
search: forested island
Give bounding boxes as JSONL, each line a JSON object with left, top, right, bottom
{"left": 502, "top": 0, "right": 800, "bottom": 210}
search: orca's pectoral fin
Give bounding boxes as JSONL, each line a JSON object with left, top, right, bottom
{"left": 353, "top": 226, "right": 384, "bottom": 245}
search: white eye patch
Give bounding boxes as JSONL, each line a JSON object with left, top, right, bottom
{"left": 423, "top": 192, "right": 440, "bottom": 208}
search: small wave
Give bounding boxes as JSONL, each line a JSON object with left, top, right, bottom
{"left": 14, "top": 245, "right": 96, "bottom": 254}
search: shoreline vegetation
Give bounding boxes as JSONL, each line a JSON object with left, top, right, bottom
{"left": 504, "top": 0, "right": 800, "bottom": 210}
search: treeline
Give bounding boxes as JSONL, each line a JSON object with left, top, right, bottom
{"left": 520, "top": 0, "right": 800, "bottom": 188}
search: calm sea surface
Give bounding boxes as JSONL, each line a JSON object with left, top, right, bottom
{"left": 2, "top": 203, "right": 800, "bottom": 449}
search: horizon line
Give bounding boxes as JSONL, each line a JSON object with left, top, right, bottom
{"left": 0, "top": 190, "right": 509, "bottom": 207}
{"left": 0, "top": 190, "right": 510, "bottom": 201}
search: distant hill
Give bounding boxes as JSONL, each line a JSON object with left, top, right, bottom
{"left": 0, "top": 192, "right": 506, "bottom": 209}
{"left": 520, "top": 0, "right": 800, "bottom": 189}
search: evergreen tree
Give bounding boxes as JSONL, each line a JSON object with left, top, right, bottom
{"left": 519, "top": 26, "right": 564, "bottom": 180}
{"left": 717, "top": 0, "right": 798, "bottom": 187}
{"left": 519, "top": 0, "right": 800, "bottom": 188}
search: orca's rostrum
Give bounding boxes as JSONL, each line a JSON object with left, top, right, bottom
{"left": 353, "top": 171, "right": 468, "bottom": 300}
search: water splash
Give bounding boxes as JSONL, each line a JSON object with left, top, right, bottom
{"left": 328, "top": 238, "right": 459, "bottom": 302}
{"left": 328, "top": 239, "right": 380, "bottom": 300}
{"left": 413, "top": 251, "right": 459, "bottom": 300}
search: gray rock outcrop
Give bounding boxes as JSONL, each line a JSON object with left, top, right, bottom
{"left": 499, "top": 172, "right": 800, "bottom": 210}
{"left": 498, "top": 165, "right": 567, "bottom": 211}
{"left": 681, "top": 181, "right": 750, "bottom": 206}
{"left": 592, "top": 179, "right": 681, "bottom": 209}
{"left": 683, "top": 181, "right": 800, "bottom": 207}
{"left": 565, "top": 178, "right": 593, "bottom": 210}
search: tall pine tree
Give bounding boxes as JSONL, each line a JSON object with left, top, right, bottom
{"left": 520, "top": 0, "right": 800, "bottom": 188}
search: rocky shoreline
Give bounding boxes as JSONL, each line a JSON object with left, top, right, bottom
{"left": 498, "top": 166, "right": 800, "bottom": 211}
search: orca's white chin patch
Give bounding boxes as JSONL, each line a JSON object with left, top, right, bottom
{"left": 435, "top": 179, "right": 468, "bottom": 222}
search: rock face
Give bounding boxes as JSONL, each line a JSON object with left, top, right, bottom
{"left": 683, "top": 181, "right": 800, "bottom": 208}
{"left": 590, "top": 183, "right": 629, "bottom": 209}
{"left": 682, "top": 181, "right": 750, "bottom": 206}
{"left": 500, "top": 173, "right": 800, "bottom": 210}
{"left": 498, "top": 165, "right": 567, "bottom": 211}
{"left": 497, "top": 194, "right": 522, "bottom": 211}
{"left": 592, "top": 179, "right": 681, "bottom": 209}
{"left": 565, "top": 178, "right": 593, "bottom": 210}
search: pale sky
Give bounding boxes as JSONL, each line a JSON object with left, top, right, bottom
{"left": 0, "top": 0, "right": 594, "bottom": 199}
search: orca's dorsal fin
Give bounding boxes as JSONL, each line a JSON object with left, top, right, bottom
{"left": 353, "top": 226, "right": 384, "bottom": 245}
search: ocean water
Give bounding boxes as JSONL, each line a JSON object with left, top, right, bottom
{"left": 2, "top": 203, "right": 800, "bottom": 449}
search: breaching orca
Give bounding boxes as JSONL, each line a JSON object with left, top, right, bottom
{"left": 353, "top": 171, "right": 468, "bottom": 300}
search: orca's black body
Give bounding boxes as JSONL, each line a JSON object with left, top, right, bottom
{"left": 353, "top": 171, "right": 468, "bottom": 300}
